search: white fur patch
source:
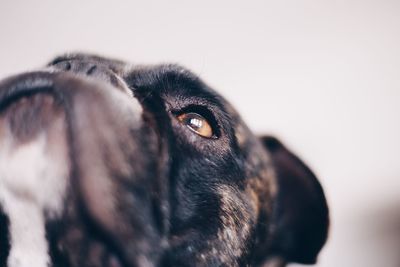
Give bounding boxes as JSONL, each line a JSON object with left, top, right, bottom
{"left": 0, "top": 121, "right": 69, "bottom": 267}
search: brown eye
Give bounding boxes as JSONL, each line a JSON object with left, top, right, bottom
{"left": 176, "top": 112, "right": 214, "bottom": 138}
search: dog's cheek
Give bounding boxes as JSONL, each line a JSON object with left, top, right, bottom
{"left": 214, "top": 185, "right": 258, "bottom": 266}
{"left": 165, "top": 185, "right": 257, "bottom": 267}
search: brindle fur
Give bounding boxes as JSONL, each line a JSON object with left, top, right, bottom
{"left": 0, "top": 53, "right": 329, "bottom": 267}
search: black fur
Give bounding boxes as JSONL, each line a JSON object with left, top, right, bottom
{"left": 0, "top": 53, "right": 329, "bottom": 267}
{"left": 0, "top": 208, "right": 10, "bottom": 267}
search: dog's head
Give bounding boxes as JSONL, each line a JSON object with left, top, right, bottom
{"left": 0, "top": 53, "right": 329, "bottom": 267}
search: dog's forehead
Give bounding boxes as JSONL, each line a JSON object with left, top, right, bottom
{"left": 124, "top": 64, "right": 239, "bottom": 115}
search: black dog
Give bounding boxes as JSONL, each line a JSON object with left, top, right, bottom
{"left": 0, "top": 54, "right": 329, "bottom": 267}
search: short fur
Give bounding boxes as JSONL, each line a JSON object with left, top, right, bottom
{"left": 0, "top": 53, "right": 329, "bottom": 267}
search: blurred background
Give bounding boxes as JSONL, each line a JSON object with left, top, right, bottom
{"left": 0, "top": 0, "right": 399, "bottom": 266}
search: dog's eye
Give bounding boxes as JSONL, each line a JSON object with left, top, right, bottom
{"left": 176, "top": 112, "right": 214, "bottom": 138}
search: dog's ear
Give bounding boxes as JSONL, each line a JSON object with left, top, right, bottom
{"left": 259, "top": 136, "right": 329, "bottom": 265}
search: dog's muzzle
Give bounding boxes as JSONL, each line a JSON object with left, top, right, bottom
{"left": 0, "top": 67, "right": 166, "bottom": 267}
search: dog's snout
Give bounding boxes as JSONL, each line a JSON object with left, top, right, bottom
{"left": 51, "top": 59, "right": 97, "bottom": 74}
{"left": 50, "top": 58, "right": 133, "bottom": 97}
{"left": 0, "top": 71, "right": 166, "bottom": 267}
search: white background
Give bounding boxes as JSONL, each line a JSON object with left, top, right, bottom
{"left": 0, "top": 1, "right": 399, "bottom": 266}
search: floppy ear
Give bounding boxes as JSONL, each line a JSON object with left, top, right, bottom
{"left": 260, "top": 136, "right": 329, "bottom": 265}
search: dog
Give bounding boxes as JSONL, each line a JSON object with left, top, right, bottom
{"left": 0, "top": 53, "right": 329, "bottom": 267}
